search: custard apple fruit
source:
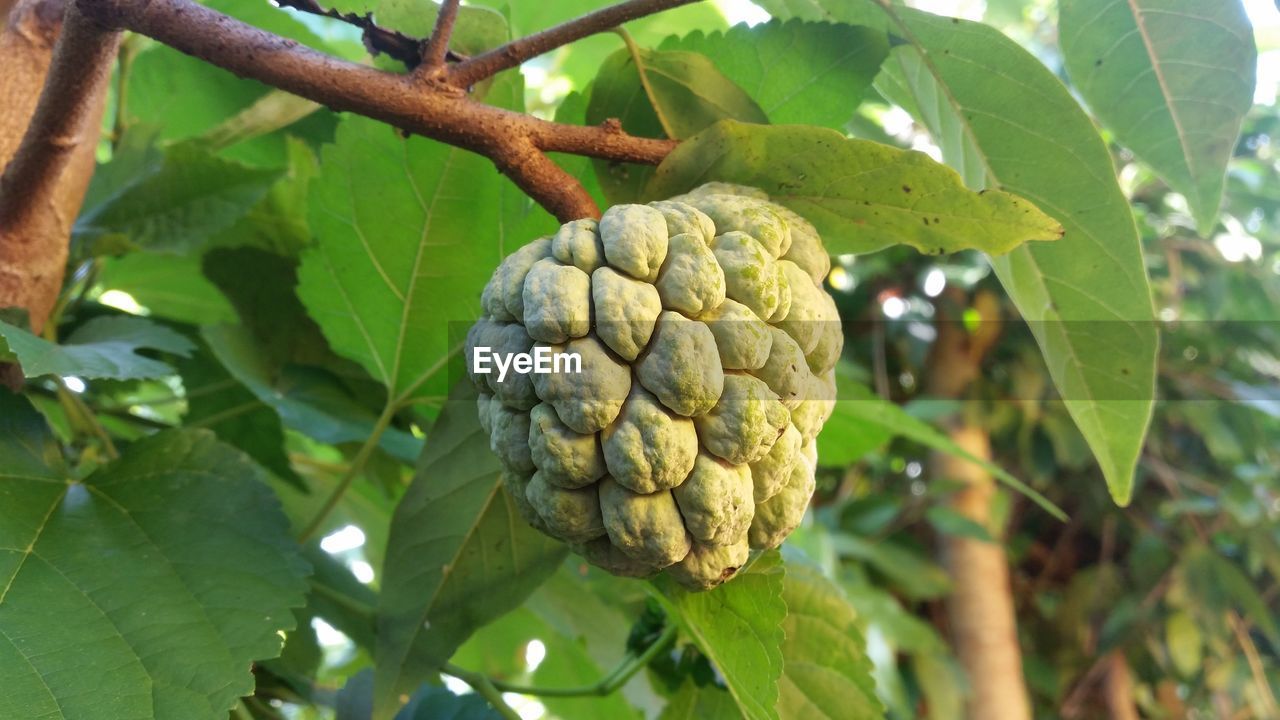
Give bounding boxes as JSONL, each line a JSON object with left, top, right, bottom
{"left": 467, "top": 183, "right": 840, "bottom": 591}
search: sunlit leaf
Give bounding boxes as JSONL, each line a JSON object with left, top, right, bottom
{"left": 1060, "top": 0, "right": 1256, "bottom": 233}
{"left": 0, "top": 315, "right": 193, "bottom": 380}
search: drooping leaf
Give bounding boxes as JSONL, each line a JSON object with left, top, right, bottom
{"left": 659, "top": 20, "right": 890, "bottom": 130}
{"left": 824, "top": 379, "right": 1064, "bottom": 520}
{"left": 1060, "top": 0, "right": 1256, "bottom": 233}
{"left": 178, "top": 333, "right": 304, "bottom": 488}
{"left": 648, "top": 120, "right": 1064, "bottom": 256}
{"left": 203, "top": 324, "right": 422, "bottom": 463}
{"left": 75, "top": 142, "right": 281, "bottom": 254}
{"left": 656, "top": 551, "right": 787, "bottom": 720}
{"left": 0, "top": 315, "right": 194, "bottom": 380}
{"left": 587, "top": 47, "right": 767, "bottom": 203}
{"left": 0, "top": 392, "right": 310, "bottom": 720}
{"left": 777, "top": 565, "right": 882, "bottom": 719}
{"left": 298, "top": 106, "right": 556, "bottom": 406}
{"left": 762, "top": 0, "right": 1158, "bottom": 504}
{"left": 832, "top": 534, "right": 952, "bottom": 600}
{"left": 375, "top": 393, "right": 567, "bottom": 718}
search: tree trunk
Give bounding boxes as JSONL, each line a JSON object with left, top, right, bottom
{"left": 932, "top": 427, "right": 1032, "bottom": 720}
{"left": 0, "top": 0, "right": 108, "bottom": 333}
{"left": 926, "top": 289, "right": 1031, "bottom": 720}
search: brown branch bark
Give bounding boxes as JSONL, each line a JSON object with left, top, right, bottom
{"left": 927, "top": 289, "right": 1032, "bottom": 720}
{"left": 450, "top": 0, "right": 701, "bottom": 88}
{"left": 0, "top": 0, "right": 116, "bottom": 332}
{"left": 75, "top": 0, "right": 677, "bottom": 220}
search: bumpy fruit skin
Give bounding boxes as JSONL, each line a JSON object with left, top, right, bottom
{"left": 467, "top": 183, "right": 842, "bottom": 591}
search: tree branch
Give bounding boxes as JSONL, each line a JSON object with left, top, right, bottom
{"left": 449, "top": 0, "right": 702, "bottom": 88}
{"left": 417, "top": 0, "right": 458, "bottom": 73}
{"left": 0, "top": 0, "right": 117, "bottom": 331}
{"left": 0, "top": 5, "right": 118, "bottom": 230}
{"left": 78, "top": 0, "right": 677, "bottom": 220}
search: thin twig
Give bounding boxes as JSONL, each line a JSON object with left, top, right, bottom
{"left": 450, "top": 0, "right": 702, "bottom": 88}
{"left": 417, "top": 0, "right": 459, "bottom": 73}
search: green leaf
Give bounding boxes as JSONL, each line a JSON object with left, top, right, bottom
{"left": 375, "top": 394, "right": 567, "bottom": 718}
{"left": 659, "top": 679, "right": 743, "bottom": 720}
{"left": 336, "top": 669, "right": 503, "bottom": 720}
{"left": 0, "top": 315, "right": 194, "bottom": 380}
{"left": 202, "top": 324, "right": 422, "bottom": 463}
{"left": 763, "top": 0, "right": 1158, "bottom": 503}
{"left": 646, "top": 120, "right": 1064, "bottom": 256}
{"left": 587, "top": 48, "right": 766, "bottom": 203}
{"left": 75, "top": 142, "right": 281, "bottom": 254}
{"left": 1060, "top": 0, "right": 1256, "bottom": 234}
{"left": 0, "top": 392, "right": 309, "bottom": 720}
{"left": 659, "top": 20, "right": 890, "bottom": 130}
{"left": 96, "top": 253, "right": 238, "bottom": 325}
{"left": 657, "top": 551, "right": 786, "bottom": 720}
{"left": 298, "top": 110, "right": 555, "bottom": 405}
{"left": 778, "top": 565, "right": 882, "bottom": 719}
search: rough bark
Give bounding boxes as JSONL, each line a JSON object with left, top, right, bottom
{"left": 0, "top": 0, "right": 113, "bottom": 332}
{"left": 927, "top": 289, "right": 1031, "bottom": 720}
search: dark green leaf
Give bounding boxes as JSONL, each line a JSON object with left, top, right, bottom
{"left": 0, "top": 315, "right": 194, "bottom": 380}
{"left": 75, "top": 143, "right": 280, "bottom": 254}
{"left": 659, "top": 679, "right": 742, "bottom": 720}
{"left": 375, "top": 394, "right": 567, "bottom": 717}
{"left": 778, "top": 565, "right": 882, "bottom": 719}
{"left": 1060, "top": 0, "right": 1256, "bottom": 233}
{"left": 646, "top": 120, "right": 1065, "bottom": 256}
{"left": 657, "top": 551, "right": 786, "bottom": 720}
{"left": 0, "top": 392, "right": 309, "bottom": 720}
{"left": 659, "top": 20, "right": 890, "bottom": 130}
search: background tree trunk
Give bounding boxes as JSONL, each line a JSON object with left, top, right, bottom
{"left": 0, "top": 0, "right": 108, "bottom": 334}
{"left": 927, "top": 289, "right": 1032, "bottom": 720}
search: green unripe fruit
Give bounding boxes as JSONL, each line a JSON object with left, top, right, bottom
{"left": 467, "top": 183, "right": 841, "bottom": 590}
